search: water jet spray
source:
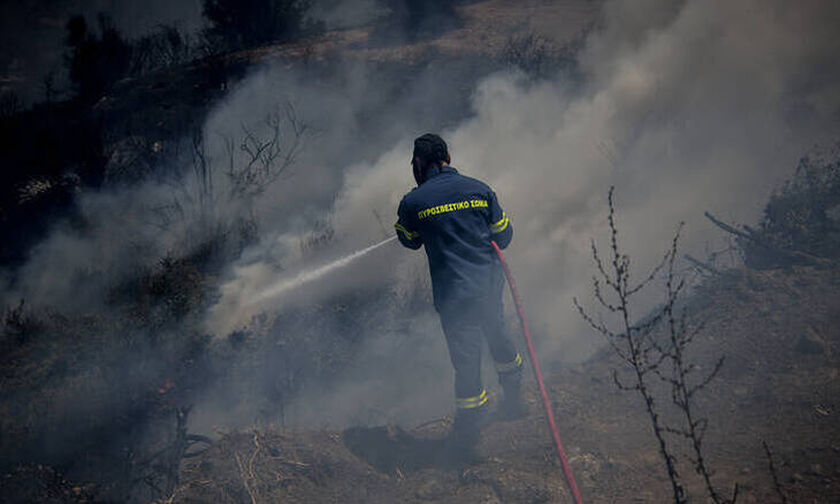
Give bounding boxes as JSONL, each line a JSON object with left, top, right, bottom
{"left": 246, "top": 235, "right": 398, "bottom": 306}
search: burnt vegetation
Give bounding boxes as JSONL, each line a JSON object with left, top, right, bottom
{"left": 705, "top": 145, "right": 840, "bottom": 270}
{"left": 202, "top": 0, "right": 323, "bottom": 51}
{"left": 0, "top": 3, "right": 326, "bottom": 501}
{"left": 0, "top": 2, "right": 488, "bottom": 500}
{"left": 65, "top": 14, "right": 132, "bottom": 104}
{"left": 0, "top": 1, "right": 837, "bottom": 502}
{"left": 500, "top": 32, "right": 580, "bottom": 80}
{"left": 368, "top": 0, "right": 465, "bottom": 44}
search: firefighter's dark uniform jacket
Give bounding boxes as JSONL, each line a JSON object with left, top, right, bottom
{"left": 395, "top": 165, "right": 512, "bottom": 310}
{"left": 395, "top": 165, "right": 521, "bottom": 414}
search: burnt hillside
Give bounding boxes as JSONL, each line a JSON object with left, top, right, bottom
{"left": 0, "top": 2, "right": 600, "bottom": 502}
{"left": 165, "top": 264, "right": 840, "bottom": 503}
{"left": 1, "top": 1, "right": 838, "bottom": 503}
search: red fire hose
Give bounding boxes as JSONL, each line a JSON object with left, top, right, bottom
{"left": 491, "top": 240, "right": 584, "bottom": 504}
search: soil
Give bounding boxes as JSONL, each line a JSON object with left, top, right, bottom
{"left": 163, "top": 264, "right": 840, "bottom": 503}
{"left": 3, "top": 2, "right": 838, "bottom": 503}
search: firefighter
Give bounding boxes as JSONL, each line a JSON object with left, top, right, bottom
{"left": 394, "top": 133, "right": 525, "bottom": 461}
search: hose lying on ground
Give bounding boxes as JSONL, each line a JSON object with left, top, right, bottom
{"left": 491, "top": 240, "right": 584, "bottom": 504}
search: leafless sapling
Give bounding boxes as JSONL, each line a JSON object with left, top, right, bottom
{"left": 656, "top": 228, "right": 737, "bottom": 504}
{"left": 575, "top": 187, "right": 736, "bottom": 503}
{"left": 223, "top": 102, "right": 307, "bottom": 200}
{"left": 574, "top": 187, "right": 686, "bottom": 503}
{"left": 762, "top": 440, "right": 789, "bottom": 504}
{"left": 152, "top": 102, "right": 306, "bottom": 246}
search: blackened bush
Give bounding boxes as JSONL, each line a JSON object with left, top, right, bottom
{"left": 202, "top": 0, "right": 320, "bottom": 51}
{"left": 129, "top": 24, "right": 193, "bottom": 76}
{"left": 65, "top": 14, "right": 132, "bottom": 103}
{"left": 388, "top": 0, "right": 461, "bottom": 39}
{"left": 742, "top": 145, "right": 840, "bottom": 267}
{"left": 1, "top": 300, "right": 41, "bottom": 348}
{"left": 0, "top": 90, "right": 22, "bottom": 118}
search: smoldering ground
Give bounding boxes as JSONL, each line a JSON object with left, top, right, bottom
{"left": 1, "top": 0, "right": 839, "bottom": 485}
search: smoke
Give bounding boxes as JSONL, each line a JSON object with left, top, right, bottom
{"left": 211, "top": 0, "right": 840, "bottom": 369}
{"left": 205, "top": 236, "right": 397, "bottom": 334}
{"left": 185, "top": 0, "right": 840, "bottom": 430}
{"left": 3, "top": 0, "right": 839, "bottom": 439}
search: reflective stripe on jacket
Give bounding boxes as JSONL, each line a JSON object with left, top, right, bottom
{"left": 395, "top": 165, "right": 512, "bottom": 310}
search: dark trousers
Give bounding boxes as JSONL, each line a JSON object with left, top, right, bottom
{"left": 438, "top": 281, "right": 522, "bottom": 414}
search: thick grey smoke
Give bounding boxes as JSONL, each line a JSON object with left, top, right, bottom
{"left": 440, "top": 0, "right": 840, "bottom": 357}
{"left": 210, "top": 0, "right": 840, "bottom": 369}
{"left": 3, "top": 0, "right": 839, "bottom": 435}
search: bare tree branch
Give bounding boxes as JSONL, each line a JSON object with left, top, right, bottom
{"left": 576, "top": 186, "right": 686, "bottom": 503}
{"left": 762, "top": 440, "right": 789, "bottom": 504}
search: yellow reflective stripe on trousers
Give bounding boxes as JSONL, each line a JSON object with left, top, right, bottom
{"left": 490, "top": 212, "right": 509, "bottom": 233}
{"left": 496, "top": 352, "right": 523, "bottom": 373}
{"left": 456, "top": 388, "right": 488, "bottom": 409}
{"left": 394, "top": 222, "right": 419, "bottom": 240}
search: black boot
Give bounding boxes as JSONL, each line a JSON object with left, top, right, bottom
{"left": 445, "top": 407, "right": 487, "bottom": 467}
{"left": 498, "top": 373, "right": 528, "bottom": 420}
